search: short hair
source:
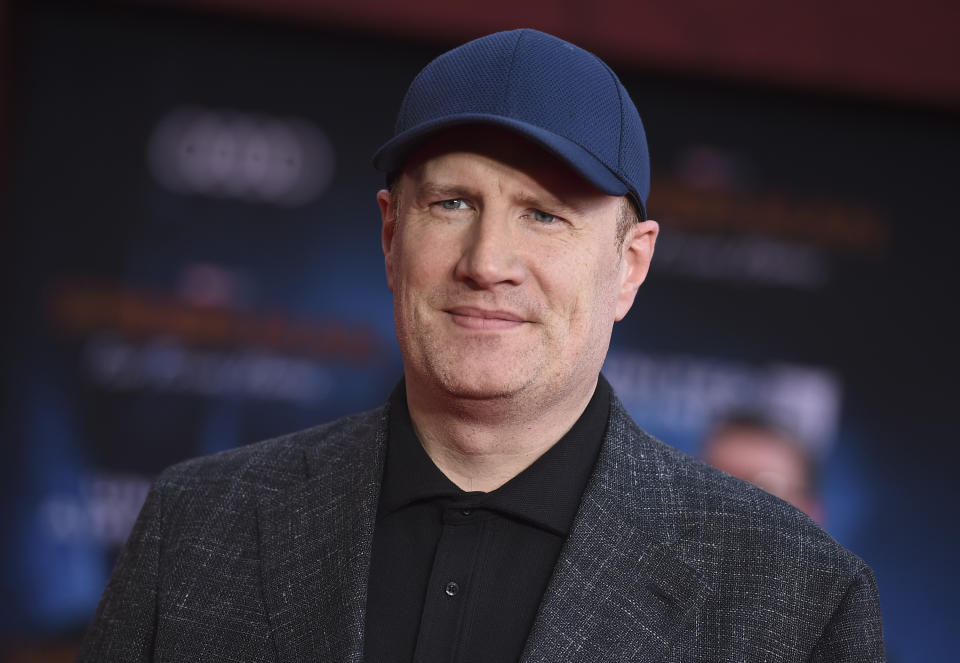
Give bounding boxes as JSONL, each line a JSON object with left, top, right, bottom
{"left": 616, "top": 197, "right": 640, "bottom": 249}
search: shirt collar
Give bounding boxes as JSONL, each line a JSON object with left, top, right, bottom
{"left": 379, "top": 376, "right": 611, "bottom": 537}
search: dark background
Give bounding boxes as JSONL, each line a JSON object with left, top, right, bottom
{"left": 2, "top": 1, "right": 958, "bottom": 660}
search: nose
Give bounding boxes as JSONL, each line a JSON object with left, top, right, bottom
{"left": 453, "top": 213, "right": 526, "bottom": 288}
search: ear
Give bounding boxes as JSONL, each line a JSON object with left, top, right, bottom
{"left": 615, "top": 219, "right": 659, "bottom": 321}
{"left": 378, "top": 188, "right": 397, "bottom": 292}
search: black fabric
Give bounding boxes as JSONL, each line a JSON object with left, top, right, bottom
{"left": 363, "top": 378, "right": 611, "bottom": 663}
{"left": 79, "top": 391, "right": 885, "bottom": 662}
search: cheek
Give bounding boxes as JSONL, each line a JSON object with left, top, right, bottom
{"left": 398, "top": 223, "right": 461, "bottom": 282}
{"left": 399, "top": 252, "right": 448, "bottom": 300}
{"left": 543, "top": 250, "right": 618, "bottom": 321}
{"left": 393, "top": 229, "right": 430, "bottom": 286}
{"left": 393, "top": 234, "right": 456, "bottom": 317}
{"left": 563, "top": 262, "right": 622, "bottom": 355}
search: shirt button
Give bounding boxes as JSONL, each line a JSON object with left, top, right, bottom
{"left": 444, "top": 581, "right": 460, "bottom": 597}
{"left": 460, "top": 509, "right": 472, "bottom": 516}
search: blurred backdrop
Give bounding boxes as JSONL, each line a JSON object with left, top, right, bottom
{"left": 1, "top": 1, "right": 958, "bottom": 660}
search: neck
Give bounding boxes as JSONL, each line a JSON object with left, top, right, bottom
{"left": 404, "top": 375, "right": 599, "bottom": 492}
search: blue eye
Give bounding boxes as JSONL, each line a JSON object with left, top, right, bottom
{"left": 531, "top": 209, "right": 557, "bottom": 223}
{"left": 440, "top": 199, "right": 468, "bottom": 210}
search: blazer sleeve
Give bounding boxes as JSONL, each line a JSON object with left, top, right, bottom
{"left": 808, "top": 565, "right": 886, "bottom": 663}
{"left": 77, "top": 478, "right": 163, "bottom": 662}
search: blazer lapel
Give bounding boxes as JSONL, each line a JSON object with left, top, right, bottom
{"left": 522, "top": 399, "right": 712, "bottom": 663}
{"left": 257, "top": 408, "right": 388, "bottom": 663}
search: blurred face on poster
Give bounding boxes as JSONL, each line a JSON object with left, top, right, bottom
{"left": 703, "top": 422, "right": 822, "bottom": 521}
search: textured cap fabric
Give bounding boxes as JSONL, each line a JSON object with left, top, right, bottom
{"left": 373, "top": 29, "right": 650, "bottom": 220}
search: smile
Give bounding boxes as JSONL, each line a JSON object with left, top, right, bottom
{"left": 445, "top": 307, "right": 527, "bottom": 331}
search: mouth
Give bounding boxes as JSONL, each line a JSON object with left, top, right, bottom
{"left": 445, "top": 306, "right": 528, "bottom": 331}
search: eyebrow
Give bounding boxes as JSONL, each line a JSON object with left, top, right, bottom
{"left": 515, "top": 191, "right": 584, "bottom": 217}
{"left": 414, "top": 180, "right": 584, "bottom": 217}
{"left": 414, "top": 182, "right": 476, "bottom": 201}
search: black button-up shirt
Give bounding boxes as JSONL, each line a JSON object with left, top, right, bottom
{"left": 363, "top": 377, "right": 611, "bottom": 663}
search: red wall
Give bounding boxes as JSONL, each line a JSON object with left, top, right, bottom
{"left": 140, "top": 0, "right": 960, "bottom": 109}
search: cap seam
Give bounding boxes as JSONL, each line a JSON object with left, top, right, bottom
{"left": 600, "top": 60, "right": 627, "bottom": 176}
{"left": 501, "top": 30, "right": 526, "bottom": 117}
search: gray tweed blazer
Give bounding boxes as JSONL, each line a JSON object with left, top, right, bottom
{"left": 79, "top": 394, "right": 885, "bottom": 662}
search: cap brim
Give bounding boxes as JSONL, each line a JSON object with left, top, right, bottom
{"left": 373, "top": 114, "right": 633, "bottom": 202}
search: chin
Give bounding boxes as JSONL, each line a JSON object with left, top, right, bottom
{"left": 426, "top": 361, "right": 535, "bottom": 402}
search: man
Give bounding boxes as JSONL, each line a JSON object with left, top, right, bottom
{"left": 80, "top": 29, "right": 885, "bottom": 662}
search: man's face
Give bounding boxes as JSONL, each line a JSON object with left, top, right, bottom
{"left": 703, "top": 429, "right": 821, "bottom": 520}
{"left": 379, "top": 127, "right": 657, "bottom": 406}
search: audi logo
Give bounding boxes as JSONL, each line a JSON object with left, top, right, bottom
{"left": 147, "top": 106, "right": 335, "bottom": 207}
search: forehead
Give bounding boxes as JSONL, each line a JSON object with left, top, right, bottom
{"left": 398, "top": 126, "right": 612, "bottom": 203}
{"left": 707, "top": 429, "right": 811, "bottom": 472}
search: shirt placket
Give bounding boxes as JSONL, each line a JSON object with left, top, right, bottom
{"left": 412, "top": 505, "right": 485, "bottom": 663}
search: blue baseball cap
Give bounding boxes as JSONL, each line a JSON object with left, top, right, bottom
{"left": 373, "top": 29, "right": 650, "bottom": 221}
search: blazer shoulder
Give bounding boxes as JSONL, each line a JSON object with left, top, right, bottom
{"left": 605, "top": 394, "right": 868, "bottom": 578}
{"left": 580, "top": 391, "right": 886, "bottom": 659}
{"left": 157, "top": 404, "right": 389, "bottom": 494}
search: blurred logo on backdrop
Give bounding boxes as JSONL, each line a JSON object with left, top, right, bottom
{"left": 605, "top": 351, "right": 842, "bottom": 457}
{"left": 648, "top": 145, "right": 893, "bottom": 290}
{"left": 49, "top": 265, "right": 387, "bottom": 405}
{"left": 148, "top": 106, "right": 335, "bottom": 206}
{"left": 40, "top": 474, "right": 151, "bottom": 546}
